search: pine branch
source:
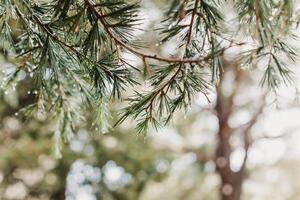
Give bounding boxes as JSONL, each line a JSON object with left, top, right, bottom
{"left": 0, "top": 0, "right": 299, "bottom": 145}
{"left": 85, "top": 0, "right": 239, "bottom": 65}
{"left": 186, "top": 0, "right": 199, "bottom": 46}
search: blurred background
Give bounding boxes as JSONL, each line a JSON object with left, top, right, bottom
{"left": 2, "top": 0, "right": 300, "bottom": 200}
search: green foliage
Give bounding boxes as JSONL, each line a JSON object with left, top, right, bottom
{"left": 236, "top": 0, "right": 298, "bottom": 89}
{"left": 0, "top": 0, "right": 299, "bottom": 146}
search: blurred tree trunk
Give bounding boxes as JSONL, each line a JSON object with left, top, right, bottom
{"left": 215, "top": 60, "right": 241, "bottom": 200}
{"left": 214, "top": 59, "right": 265, "bottom": 200}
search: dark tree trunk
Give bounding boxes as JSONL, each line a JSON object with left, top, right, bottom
{"left": 213, "top": 58, "right": 265, "bottom": 200}
{"left": 215, "top": 112, "right": 245, "bottom": 200}
{"left": 214, "top": 60, "right": 246, "bottom": 200}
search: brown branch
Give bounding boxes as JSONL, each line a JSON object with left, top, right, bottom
{"left": 85, "top": 0, "right": 242, "bottom": 65}
{"left": 145, "top": 65, "right": 183, "bottom": 113}
{"left": 186, "top": 0, "right": 200, "bottom": 46}
{"left": 254, "top": 0, "right": 261, "bottom": 24}
{"left": 254, "top": 0, "right": 261, "bottom": 39}
{"left": 238, "top": 92, "right": 267, "bottom": 174}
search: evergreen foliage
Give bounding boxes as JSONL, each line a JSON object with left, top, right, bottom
{"left": 0, "top": 0, "right": 298, "bottom": 150}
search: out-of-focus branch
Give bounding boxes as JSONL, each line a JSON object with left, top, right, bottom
{"left": 255, "top": 123, "right": 300, "bottom": 141}
{"left": 238, "top": 93, "right": 267, "bottom": 174}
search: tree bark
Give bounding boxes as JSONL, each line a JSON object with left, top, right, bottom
{"left": 214, "top": 59, "right": 266, "bottom": 200}
{"left": 214, "top": 60, "right": 245, "bottom": 200}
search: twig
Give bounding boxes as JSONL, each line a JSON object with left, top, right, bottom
{"left": 85, "top": 0, "right": 242, "bottom": 64}
{"left": 239, "top": 92, "right": 267, "bottom": 172}
{"left": 186, "top": 0, "right": 200, "bottom": 46}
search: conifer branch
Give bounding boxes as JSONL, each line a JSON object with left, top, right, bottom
{"left": 85, "top": 0, "right": 238, "bottom": 65}
{"left": 186, "top": 0, "right": 199, "bottom": 46}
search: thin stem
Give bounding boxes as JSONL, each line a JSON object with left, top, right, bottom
{"left": 146, "top": 65, "right": 183, "bottom": 112}
{"left": 186, "top": 0, "right": 200, "bottom": 46}
{"left": 85, "top": 0, "right": 239, "bottom": 64}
